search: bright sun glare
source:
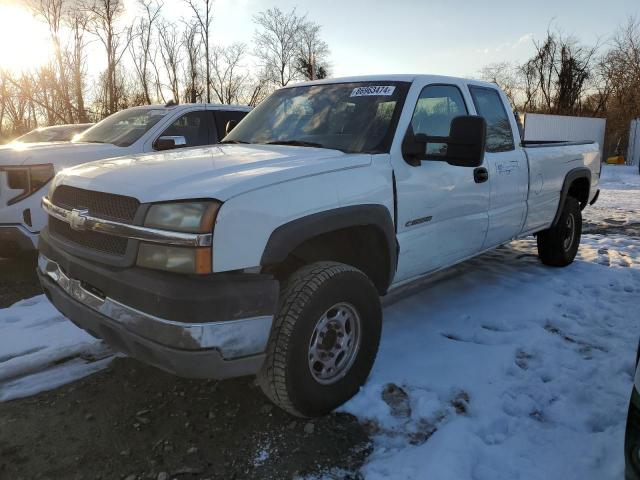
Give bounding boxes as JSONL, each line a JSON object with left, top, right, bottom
{"left": 0, "top": 4, "right": 52, "bottom": 72}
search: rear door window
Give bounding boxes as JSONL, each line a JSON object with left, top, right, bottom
{"left": 213, "top": 110, "right": 250, "bottom": 141}
{"left": 469, "top": 86, "right": 515, "bottom": 152}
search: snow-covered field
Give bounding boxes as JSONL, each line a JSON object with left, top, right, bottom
{"left": 342, "top": 165, "right": 640, "bottom": 480}
{"left": 1, "top": 165, "right": 639, "bottom": 479}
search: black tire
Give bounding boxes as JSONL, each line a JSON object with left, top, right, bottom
{"left": 258, "top": 261, "right": 382, "bottom": 417}
{"left": 537, "top": 196, "right": 582, "bottom": 267}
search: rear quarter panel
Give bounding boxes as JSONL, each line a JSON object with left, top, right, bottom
{"left": 522, "top": 143, "right": 600, "bottom": 233}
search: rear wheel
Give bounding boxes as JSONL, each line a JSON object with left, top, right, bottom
{"left": 258, "top": 261, "right": 382, "bottom": 417}
{"left": 537, "top": 196, "right": 582, "bottom": 267}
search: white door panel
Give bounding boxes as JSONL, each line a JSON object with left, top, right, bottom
{"left": 395, "top": 161, "right": 489, "bottom": 279}
{"left": 392, "top": 82, "right": 490, "bottom": 282}
{"left": 482, "top": 150, "right": 528, "bottom": 247}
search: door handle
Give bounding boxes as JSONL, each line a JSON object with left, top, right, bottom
{"left": 474, "top": 167, "right": 489, "bottom": 184}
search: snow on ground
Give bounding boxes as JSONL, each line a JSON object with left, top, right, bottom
{"left": 341, "top": 165, "right": 640, "bottom": 480}
{"left": 585, "top": 165, "right": 640, "bottom": 231}
{"left": 0, "top": 295, "right": 113, "bottom": 401}
{"left": 0, "top": 164, "right": 638, "bottom": 479}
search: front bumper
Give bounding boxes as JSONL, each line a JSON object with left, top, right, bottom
{"left": 38, "top": 251, "right": 279, "bottom": 380}
{"left": 0, "top": 225, "right": 38, "bottom": 255}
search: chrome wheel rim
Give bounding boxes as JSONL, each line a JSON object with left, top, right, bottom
{"left": 563, "top": 213, "right": 575, "bottom": 251}
{"left": 308, "top": 302, "right": 362, "bottom": 385}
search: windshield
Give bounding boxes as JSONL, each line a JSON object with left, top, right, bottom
{"left": 224, "top": 81, "right": 409, "bottom": 153}
{"left": 14, "top": 126, "right": 84, "bottom": 143}
{"left": 75, "top": 109, "right": 168, "bottom": 147}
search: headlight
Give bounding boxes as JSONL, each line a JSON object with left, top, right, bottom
{"left": 0, "top": 163, "right": 55, "bottom": 206}
{"left": 144, "top": 201, "right": 220, "bottom": 233}
{"left": 137, "top": 200, "right": 220, "bottom": 274}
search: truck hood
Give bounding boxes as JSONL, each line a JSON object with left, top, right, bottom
{"left": 53, "top": 144, "right": 371, "bottom": 202}
{"left": 0, "top": 142, "right": 124, "bottom": 168}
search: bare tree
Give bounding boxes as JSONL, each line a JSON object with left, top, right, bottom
{"left": 479, "top": 62, "right": 520, "bottom": 107}
{"left": 157, "top": 20, "right": 182, "bottom": 103}
{"left": 182, "top": 21, "right": 202, "bottom": 103}
{"left": 65, "top": 8, "right": 91, "bottom": 121}
{"left": 296, "top": 21, "right": 330, "bottom": 80}
{"left": 0, "top": 70, "right": 7, "bottom": 139}
{"left": 184, "top": 0, "right": 213, "bottom": 102}
{"left": 128, "top": 0, "right": 163, "bottom": 105}
{"left": 598, "top": 16, "right": 640, "bottom": 153}
{"left": 29, "top": 0, "right": 76, "bottom": 122}
{"left": 84, "top": 0, "right": 134, "bottom": 115}
{"left": 526, "top": 29, "right": 598, "bottom": 115}
{"left": 242, "top": 68, "right": 272, "bottom": 107}
{"left": 518, "top": 60, "right": 539, "bottom": 111}
{"left": 211, "top": 43, "right": 250, "bottom": 104}
{"left": 253, "top": 7, "right": 305, "bottom": 87}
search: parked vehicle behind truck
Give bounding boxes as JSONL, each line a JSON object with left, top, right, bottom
{"left": 0, "top": 103, "right": 250, "bottom": 257}
{"left": 37, "top": 75, "right": 600, "bottom": 416}
{"left": 626, "top": 341, "right": 640, "bottom": 480}
{"left": 8, "top": 123, "right": 94, "bottom": 146}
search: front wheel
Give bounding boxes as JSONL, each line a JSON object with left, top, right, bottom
{"left": 258, "top": 262, "right": 382, "bottom": 417}
{"left": 537, "top": 196, "right": 582, "bottom": 267}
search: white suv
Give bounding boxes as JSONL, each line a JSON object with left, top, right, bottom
{"left": 0, "top": 103, "right": 250, "bottom": 257}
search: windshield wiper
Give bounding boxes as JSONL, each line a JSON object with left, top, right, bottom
{"left": 220, "top": 139, "right": 250, "bottom": 144}
{"left": 265, "top": 140, "right": 325, "bottom": 148}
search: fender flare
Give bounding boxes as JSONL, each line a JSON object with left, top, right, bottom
{"left": 260, "top": 204, "right": 397, "bottom": 288}
{"left": 551, "top": 167, "right": 591, "bottom": 227}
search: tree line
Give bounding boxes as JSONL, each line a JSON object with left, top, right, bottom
{"left": 480, "top": 17, "right": 640, "bottom": 156}
{"left": 0, "top": 0, "right": 330, "bottom": 141}
{"left": 2, "top": 3, "right": 638, "bottom": 157}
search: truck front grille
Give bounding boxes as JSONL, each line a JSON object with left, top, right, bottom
{"left": 52, "top": 185, "right": 139, "bottom": 223}
{"left": 49, "top": 186, "right": 139, "bottom": 257}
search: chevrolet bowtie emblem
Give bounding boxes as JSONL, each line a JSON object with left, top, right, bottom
{"left": 67, "top": 208, "right": 89, "bottom": 231}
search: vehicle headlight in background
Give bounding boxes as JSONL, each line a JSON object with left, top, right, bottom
{"left": 144, "top": 201, "right": 220, "bottom": 233}
{"left": 0, "top": 163, "right": 55, "bottom": 205}
{"left": 137, "top": 200, "right": 220, "bottom": 274}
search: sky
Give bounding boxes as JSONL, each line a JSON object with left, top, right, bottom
{"left": 163, "top": 0, "right": 639, "bottom": 77}
{"left": 0, "top": 0, "right": 638, "bottom": 78}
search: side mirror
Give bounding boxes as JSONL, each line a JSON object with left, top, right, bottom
{"left": 402, "top": 115, "right": 486, "bottom": 167}
{"left": 225, "top": 120, "right": 238, "bottom": 136}
{"left": 155, "top": 135, "right": 187, "bottom": 151}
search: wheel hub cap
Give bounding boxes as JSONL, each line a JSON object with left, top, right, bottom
{"left": 308, "top": 302, "right": 361, "bottom": 385}
{"left": 563, "top": 213, "right": 575, "bottom": 251}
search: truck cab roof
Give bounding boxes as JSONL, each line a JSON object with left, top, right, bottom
{"left": 287, "top": 74, "right": 499, "bottom": 90}
{"left": 128, "top": 103, "right": 252, "bottom": 112}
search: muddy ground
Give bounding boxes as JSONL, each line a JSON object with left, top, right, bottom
{"left": 0, "top": 255, "right": 41, "bottom": 308}
{"left": 0, "top": 358, "right": 371, "bottom": 480}
{"left": 0, "top": 256, "right": 371, "bottom": 479}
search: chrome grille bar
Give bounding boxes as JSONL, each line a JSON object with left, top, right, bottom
{"left": 42, "top": 196, "right": 213, "bottom": 247}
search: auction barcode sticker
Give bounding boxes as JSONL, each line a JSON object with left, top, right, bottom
{"left": 350, "top": 86, "right": 396, "bottom": 97}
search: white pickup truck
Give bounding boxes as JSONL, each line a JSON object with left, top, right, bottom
{"left": 37, "top": 75, "right": 600, "bottom": 417}
{"left": 0, "top": 103, "right": 250, "bottom": 257}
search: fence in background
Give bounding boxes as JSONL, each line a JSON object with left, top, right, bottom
{"left": 628, "top": 119, "right": 640, "bottom": 166}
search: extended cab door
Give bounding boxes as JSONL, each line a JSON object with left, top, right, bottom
{"left": 393, "top": 82, "right": 490, "bottom": 282}
{"left": 467, "top": 85, "right": 528, "bottom": 248}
